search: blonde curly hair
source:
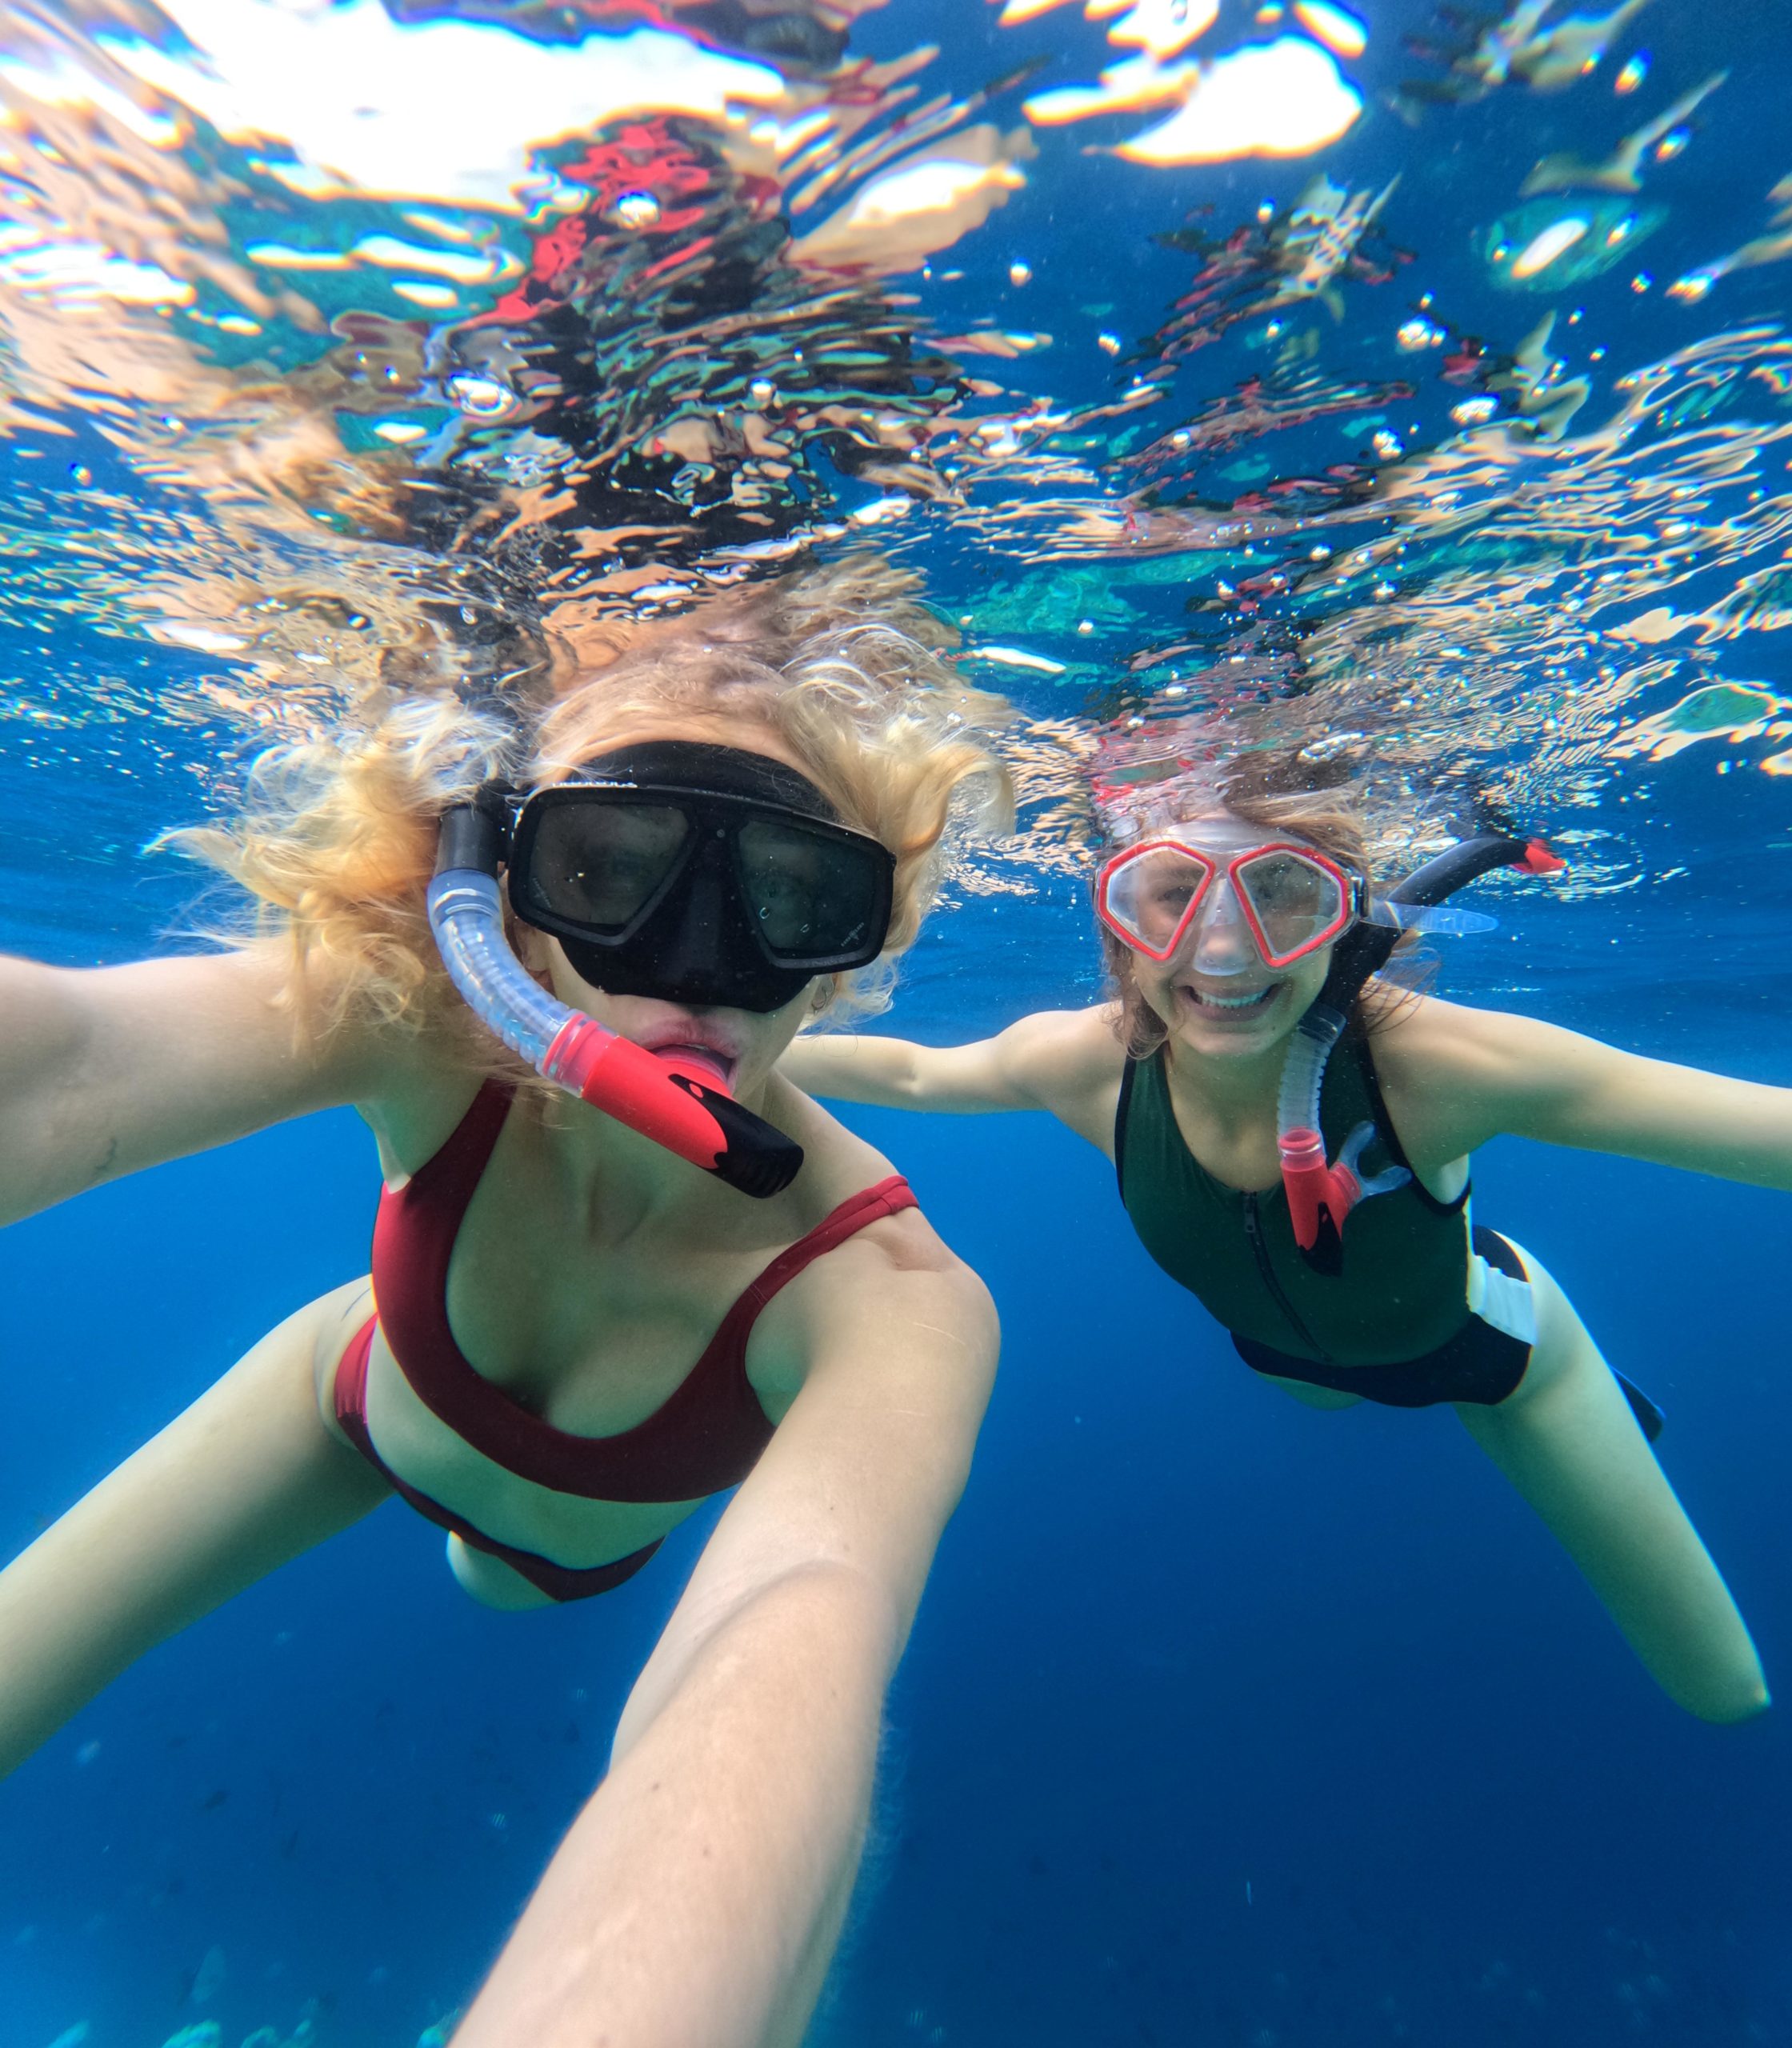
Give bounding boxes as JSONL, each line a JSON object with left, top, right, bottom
{"left": 178, "top": 559, "right": 1014, "bottom": 1065}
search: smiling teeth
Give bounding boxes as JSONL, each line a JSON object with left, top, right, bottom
{"left": 1190, "top": 987, "right": 1274, "bottom": 1010}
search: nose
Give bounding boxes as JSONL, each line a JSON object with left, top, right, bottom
{"left": 650, "top": 851, "right": 730, "bottom": 994}
{"left": 1186, "top": 878, "right": 1256, "bottom": 978}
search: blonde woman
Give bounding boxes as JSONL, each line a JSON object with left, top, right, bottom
{"left": 0, "top": 575, "right": 1006, "bottom": 2045}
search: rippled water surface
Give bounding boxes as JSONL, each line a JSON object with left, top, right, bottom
{"left": 5, "top": 1, "right": 1792, "bottom": 2042}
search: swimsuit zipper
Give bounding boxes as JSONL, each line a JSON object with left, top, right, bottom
{"left": 1241, "top": 1192, "right": 1331, "bottom": 1363}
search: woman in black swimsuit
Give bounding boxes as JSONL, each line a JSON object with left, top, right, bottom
{"left": 784, "top": 754, "right": 1792, "bottom": 1723}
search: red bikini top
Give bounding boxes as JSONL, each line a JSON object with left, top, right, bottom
{"left": 370, "top": 1081, "right": 917, "bottom": 1504}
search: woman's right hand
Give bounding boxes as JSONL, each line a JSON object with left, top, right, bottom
{"left": 0, "top": 944, "right": 395, "bottom": 1227}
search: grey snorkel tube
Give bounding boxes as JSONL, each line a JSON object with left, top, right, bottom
{"left": 1277, "top": 832, "right": 1566, "bottom": 1275}
{"left": 428, "top": 792, "right": 804, "bottom": 1199}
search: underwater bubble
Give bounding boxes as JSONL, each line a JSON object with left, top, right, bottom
{"left": 1451, "top": 396, "right": 1498, "bottom": 426}
{"left": 1514, "top": 217, "right": 1588, "bottom": 278}
{"left": 1616, "top": 50, "right": 1649, "bottom": 91}
{"left": 1009, "top": 259, "right": 1033, "bottom": 285}
{"left": 1397, "top": 316, "right": 1445, "bottom": 350}
{"left": 444, "top": 372, "right": 519, "bottom": 419}
{"left": 1484, "top": 197, "right": 1663, "bottom": 289}
{"left": 607, "top": 191, "right": 662, "bottom": 230}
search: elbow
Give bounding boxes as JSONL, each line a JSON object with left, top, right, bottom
{"left": 754, "top": 1558, "right": 911, "bottom": 1678}
{"left": 875, "top": 1049, "right": 927, "bottom": 1106}
{"left": 613, "top": 1561, "right": 906, "bottom": 1767}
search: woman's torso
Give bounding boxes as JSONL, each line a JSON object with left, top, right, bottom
{"left": 322, "top": 1068, "right": 913, "bottom": 1594}
{"left": 1116, "top": 1032, "right": 1475, "bottom": 1366}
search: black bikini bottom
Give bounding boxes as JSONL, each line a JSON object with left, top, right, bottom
{"left": 1231, "top": 1227, "right": 1663, "bottom": 1439}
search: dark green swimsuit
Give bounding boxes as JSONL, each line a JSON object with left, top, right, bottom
{"left": 1114, "top": 1034, "right": 1537, "bottom": 1406}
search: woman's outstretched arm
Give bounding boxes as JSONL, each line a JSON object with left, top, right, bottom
{"left": 0, "top": 946, "right": 399, "bottom": 1226}
{"left": 452, "top": 1214, "right": 999, "bottom": 2048}
{"left": 781, "top": 1006, "right": 1126, "bottom": 1148}
{"left": 1376, "top": 994, "right": 1792, "bottom": 1188}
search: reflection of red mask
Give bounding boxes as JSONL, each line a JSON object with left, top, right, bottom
{"left": 1095, "top": 837, "right": 1360, "bottom": 972}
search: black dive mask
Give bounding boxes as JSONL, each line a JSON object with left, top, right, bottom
{"left": 502, "top": 741, "right": 896, "bottom": 1014}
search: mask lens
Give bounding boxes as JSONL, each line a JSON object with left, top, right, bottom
{"left": 521, "top": 800, "right": 691, "bottom": 932}
{"left": 1234, "top": 849, "right": 1349, "bottom": 963}
{"left": 1102, "top": 846, "right": 1215, "bottom": 956}
{"left": 737, "top": 818, "right": 885, "bottom": 961}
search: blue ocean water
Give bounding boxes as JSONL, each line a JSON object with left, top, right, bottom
{"left": 4, "top": 0, "right": 1792, "bottom": 2039}
{"left": 5, "top": 886, "right": 1792, "bottom": 2046}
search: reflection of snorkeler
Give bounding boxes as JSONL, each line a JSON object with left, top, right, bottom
{"left": 0, "top": 574, "right": 1006, "bottom": 2038}
{"left": 784, "top": 754, "right": 1780, "bottom": 1724}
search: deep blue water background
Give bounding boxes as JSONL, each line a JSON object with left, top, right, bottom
{"left": 3, "top": 880, "right": 1792, "bottom": 2048}
{"left": 5, "top": 0, "right": 1792, "bottom": 2032}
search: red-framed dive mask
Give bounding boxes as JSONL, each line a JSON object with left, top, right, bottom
{"left": 1095, "top": 837, "right": 1361, "bottom": 973}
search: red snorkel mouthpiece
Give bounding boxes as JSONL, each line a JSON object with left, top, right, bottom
{"left": 541, "top": 1018, "right": 798, "bottom": 1198}
{"left": 1278, "top": 1125, "right": 1358, "bottom": 1271}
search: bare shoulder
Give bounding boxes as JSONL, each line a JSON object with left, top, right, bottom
{"left": 762, "top": 1075, "right": 906, "bottom": 1200}
{"left": 1367, "top": 990, "right": 1581, "bottom": 1166}
{"left": 797, "top": 1206, "right": 997, "bottom": 1374}
{"left": 998, "top": 1003, "right": 1128, "bottom": 1148}
{"left": 747, "top": 1170, "right": 997, "bottom": 1418}
{"left": 1370, "top": 990, "right": 1555, "bottom": 1087}
{"left": 756, "top": 1078, "right": 977, "bottom": 1272}
{"left": 1002, "top": 1002, "right": 1127, "bottom": 1074}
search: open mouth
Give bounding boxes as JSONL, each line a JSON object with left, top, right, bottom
{"left": 1178, "top": 982, "right": 1280, "bottom": 1016}
{"left": 648, "top": 1042, "right": 738, "bottom": 1088}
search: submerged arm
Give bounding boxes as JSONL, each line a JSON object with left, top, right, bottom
{"left": 453, "top": 1217, "right": 998, "bottom": 2048}
{"left": 0, "top": 945, "right": 395, "bottom": 1227}
{"left": 781, "top": 1006, "right": 1126, "bottom": 1143}
{"left": 1384, "top": 997, "right": 1792, "bottom": 1188}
